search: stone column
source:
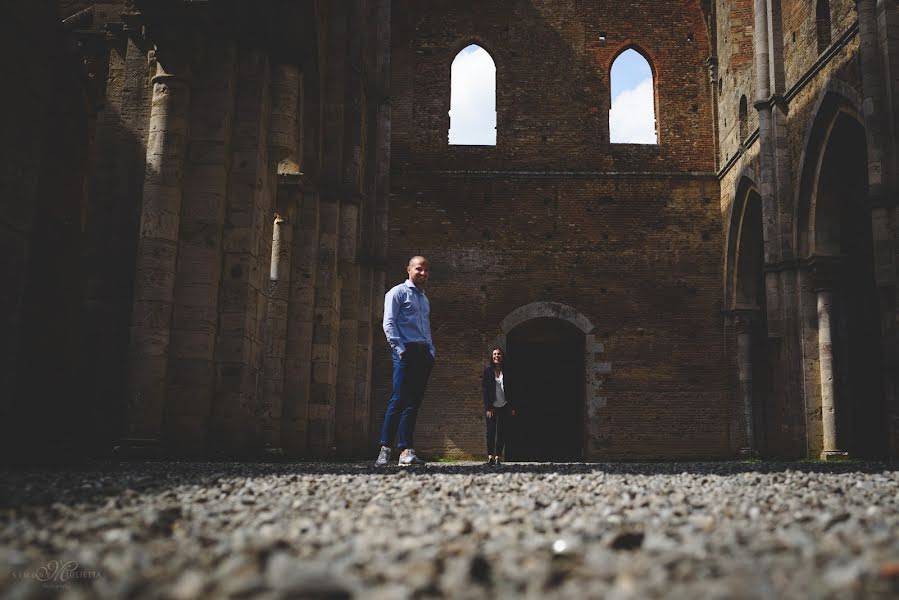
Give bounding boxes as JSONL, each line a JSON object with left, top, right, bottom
{"left": 732, "top": 309, "right": 759, "bottom": 456}
{"left": 368, "top": 0, "right": 392, "bottom": 447}
{"left": 752, "top": 0, "right": 782, "bottom": 335}
{"left": 336, "top": 199, "right": 361, "bottom": 456}
{"left": 812, "top": 258, "right": 848, "bottom": 460}
{"left": 211, "top": 49, "right": 271, "bottom": 454}
{"left": 307, "top": 2, "right": 349, "bottom": 456}
{"left": 856, "top": 1, "right": 893, "bottom": 215}
{"left": 256, "top": 64, "right": 302, "bottom": 455}
{"left": 282, "top": 180, "right": 320, "bottom": 456}
{"left": 259, "top": 201, "right": 294, "bottom": 453}
{"left": 859, "top": 0, "right": 899, "bottom": 458}
{"left": 875, "top": 0, "right": 899, "bottom": 183}
{"left": 309, "top": 195, "right": 342, "bottom": 456}
{"left": 334, "top": 0, "right": 366, "bottom": 457}
{"left": 165, "top": 41, "right": 237, "bottom": 452}
{"left": 123, "top": 44, "right": 191, "bottom": 451}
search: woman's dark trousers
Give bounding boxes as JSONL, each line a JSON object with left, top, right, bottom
{"left": 486, "top": 405, "right": 510, "bottom": 456}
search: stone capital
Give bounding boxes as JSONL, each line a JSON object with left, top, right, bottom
{"left": 864, "top": 190, "right": 897, "bottom": 210}
{"left": 723, "top": 306, "right": 761, "bottom": 334}
{"left": 808, "top": 255, "right": 843, "bottom": 291}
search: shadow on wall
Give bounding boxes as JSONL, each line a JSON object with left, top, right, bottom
{"left": 9, "top": 38, "right": 144, "bottom": 463}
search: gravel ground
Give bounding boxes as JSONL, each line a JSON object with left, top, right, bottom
{"left": 2, "top": 461, "right": 898, "bottom": 599}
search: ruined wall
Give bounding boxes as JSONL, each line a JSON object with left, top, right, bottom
{"left": 716, "top": 0, "right": 757, "bottom": 166}
{"left": 378, "top": 0, "right": 732, "bottom": 460}
{"left": 1, "top": 0, "right": 388, "bottom": 461}
{"left": 718, "top": 0, "right": 899, "bottom": 459}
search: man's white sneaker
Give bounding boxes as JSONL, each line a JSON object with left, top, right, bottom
{"left": 375, "top": 445, "right": 391, "bottom": 466}
{"left": 397, "top": 449, "right": 425, "bottom": 466}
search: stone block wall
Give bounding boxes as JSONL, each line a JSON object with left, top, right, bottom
{"left": 718, "top": 0, "right": 899, "bottom": 459}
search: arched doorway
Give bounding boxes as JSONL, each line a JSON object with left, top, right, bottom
{"left": 506, "top": 318, "right": 585, "bottom": 461}
{"left": 731, "top": 186, "right": 778, "bottom": 455}
{"left": 813, "top": 112, "right": 887, "bottom": 458}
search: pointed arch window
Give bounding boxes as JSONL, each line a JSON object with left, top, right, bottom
{"left": 816, "top": 0, "right": 832, "bottom": 54}
{"left": 449, "top": 44, "right": 496, "bottom": 146}
{"left": 609, "top": 48, "right": 657, "bottom": 144}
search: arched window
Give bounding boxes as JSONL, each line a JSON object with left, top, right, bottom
{"left": 609, "top": 48, "right": 657, "bottom": 144}
{"left": 816, "top": 0, "right": 832, "bottom": 54}
{"left": 739, "top": 95, "right": 748, "bottom": 143}
{"left": 449, "top": 44, "right": 496, "bottom": 146}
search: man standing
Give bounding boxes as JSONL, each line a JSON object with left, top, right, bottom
{"left": 376, "top": 256, "right": 435, "bottom": 466}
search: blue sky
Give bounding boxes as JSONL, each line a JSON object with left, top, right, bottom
{"left": 449, "top": 45, "right": 656, "bottom": 145}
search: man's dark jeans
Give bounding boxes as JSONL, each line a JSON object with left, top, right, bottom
{"left": 379, "top": 344, "right": 434, "bottom": 451}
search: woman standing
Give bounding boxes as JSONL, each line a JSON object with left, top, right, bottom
{"left": 483, "top": 347, "right": 515, "bottom": 465}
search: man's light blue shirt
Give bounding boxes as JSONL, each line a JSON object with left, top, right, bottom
{"left": 383, "top": 279, "right": 435, "bottom": 357}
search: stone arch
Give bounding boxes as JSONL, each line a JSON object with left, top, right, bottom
{"left": 794, "top": 78, "right": 865, "bottom": 257}
{"left": 492, "top": 302, "right": 609, "bottom": 459}
{"left": 794, "top": 77, "right": 889, "bottom": 459}
{"left": 498, "top": 301, "right": 594, "bottom": 337}
{"left": 724, "top": 166, "right": 760, "bottom": 309}
{"left": 447, "top": 37, "right": 502, "bottom": 72}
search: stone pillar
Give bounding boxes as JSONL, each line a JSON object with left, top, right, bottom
{"left": 875, "top": 0, "right": 899, "bottom": 183}
{"left": 282, "top": 181, "right": 320, "bottom": 456}
{"left": 856, "top": 0, "right": 890, "bottom": 198}
{"left": 211, "top": 49, "right": 271, "bottom": 454}
{"left": 306, "top": 2, "right": 350, "bottom": 456}
{"left": 812, "top": 258, "right": 848, "bottom": 460}
{"left": 368, "top": 0, "right": 393, "bottom": 448}
{"left": 334, "top": 0, "right": 367, "bottom": 457}
{"left": 309, "top": 196, "right": 342, "bottom": 456}
{"left": 752, "top": 0, "right": 782, "bottom": 328}
{"left": 755, "top": 0, "right": 805, "bottom": 457}
{"left": 733, "top": 310, "right": 758, "bottom": 455}
{"left": 354, "top": 265, "right": 375, "bottom": 449}
{"left": 336, "top": 200, "right": 361, "bottom": 456}
{"left": 859, "top": 0, "right": 899, "bottom": 457}
{"left": 260, "top": 202, "right": 294, "bottom": 453}
{"left": 123, "top": 44, "right": 191, "bottom": 451}
{"left": 165, "top": 41, "right": 237, "bottom": 452}
{"left": 256, "top": 64, "right": 302, "bottom": 455}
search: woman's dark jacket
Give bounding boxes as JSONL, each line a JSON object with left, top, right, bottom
{"left": 482, "top": 367, "right": 513, "bottom": 410}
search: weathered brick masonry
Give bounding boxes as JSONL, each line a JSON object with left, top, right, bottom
{"left": 1, "top": 0, "right": 896, "bottom": 462}
{"left": 375, "top": 0, "right": 733, "bottom": 459}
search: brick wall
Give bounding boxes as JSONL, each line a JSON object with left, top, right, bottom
{"left": 377, "top": 0, "right": 732, "bottom": 460}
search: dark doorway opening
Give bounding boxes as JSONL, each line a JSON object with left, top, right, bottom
{"left": 816, "top": 113, "right": 887, "bottom": 458}
{"left": 506, "top": 318, "right": 585, "bottom": 461}
{"left": 736, "top": 191, "right": 778, "bottom": 457}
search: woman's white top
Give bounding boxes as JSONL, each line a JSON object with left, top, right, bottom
{"left": 493, "top": 371, "right": 507, "bottom": 408}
